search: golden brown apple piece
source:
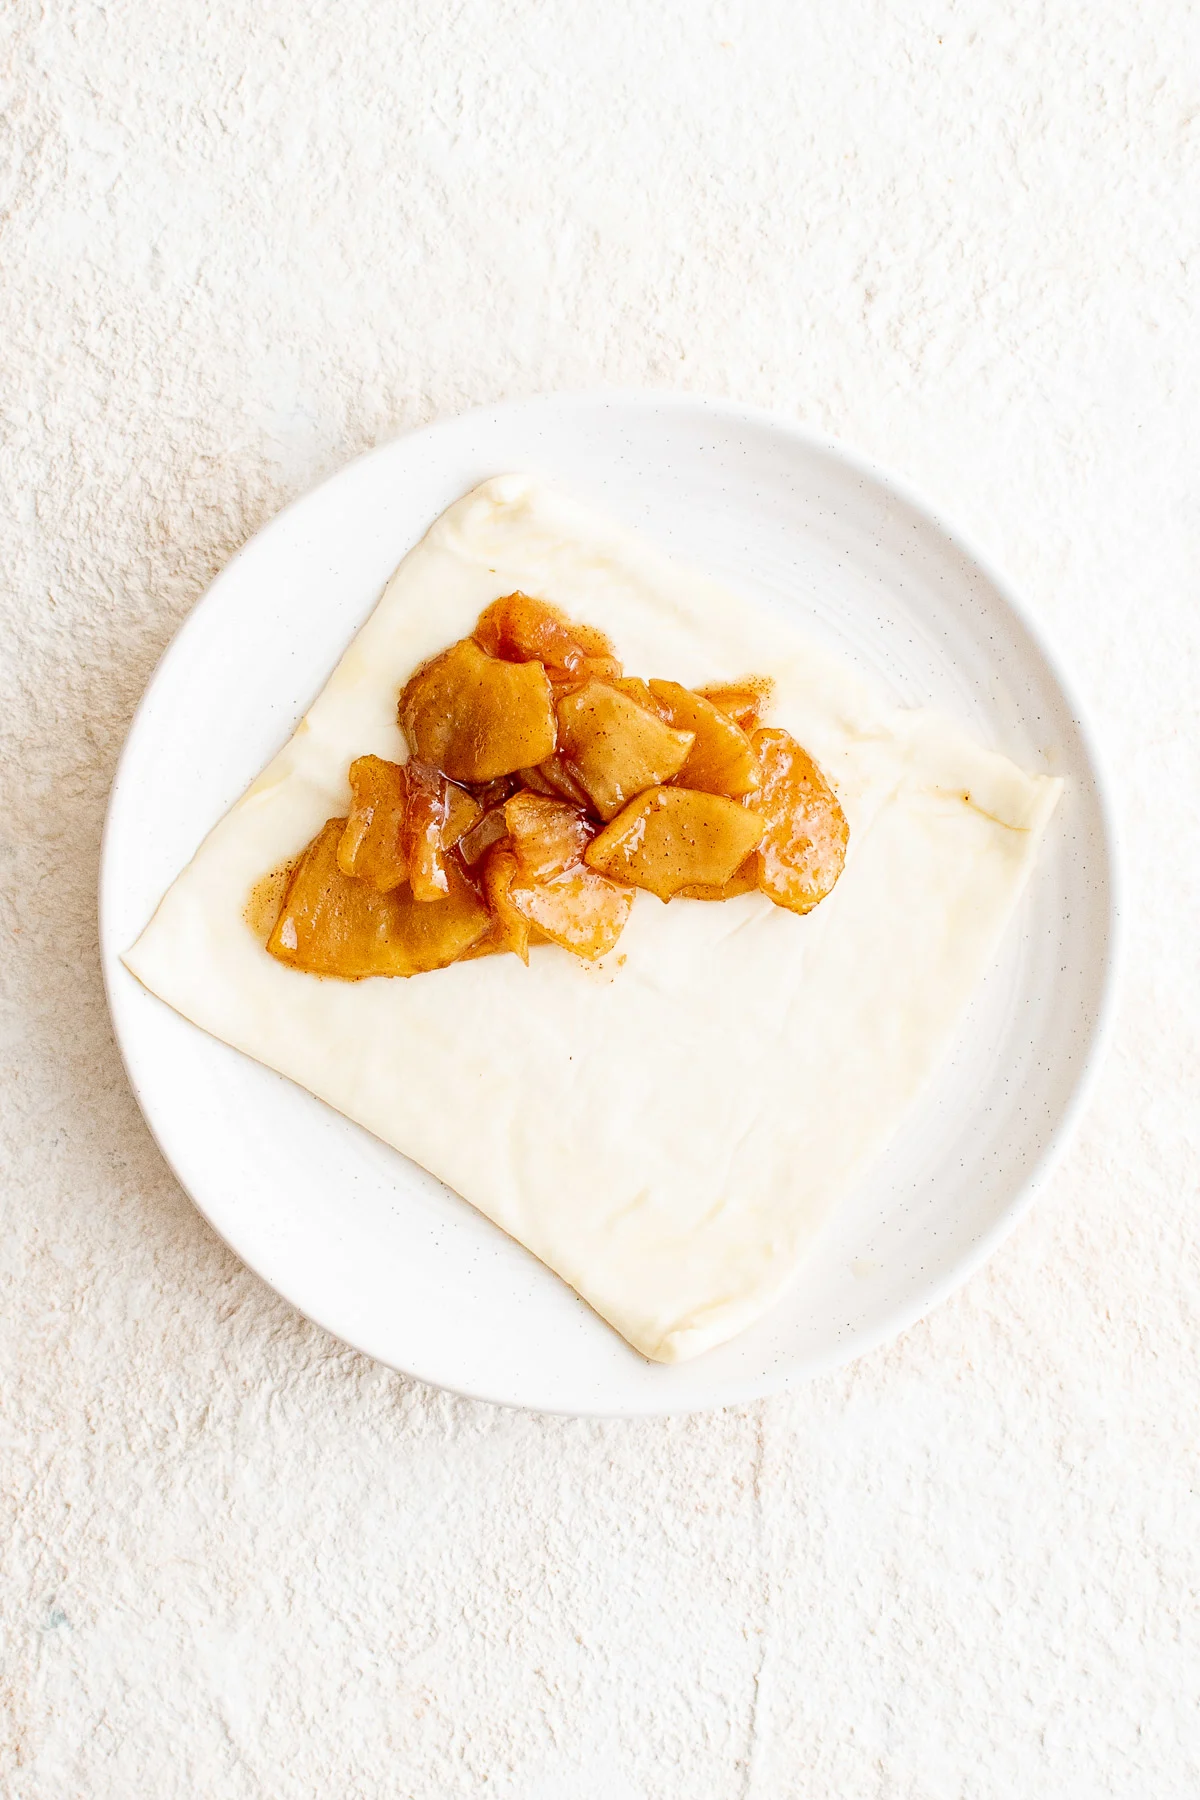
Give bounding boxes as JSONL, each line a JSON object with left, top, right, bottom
{"left": 400, "top": 759, "right": 453, "bottom": 902}
{"left": 507, "top": 864, "right": 633, "bottom": 960}
{"left": 442, "top": 781, "right": 483, "bottom": 848}
{"left": 474, "top": 592, "right": 622, "bottom": 683}
{"left": 516, "top": 764, "right": 562, "bottom": 800}
{"left": 586, "top": 787, "right": 765, "bottom": 901}
{"left": 269, "top": 820, "right": 491, "bottom": 978}
{"left": 470, "top": 794, "right": 628, "bottom": 961}
{"left": 456, "top": 803, "right": 511, "bottom": 867}
{"left": 646, "top": 680, "right": 760, "bottom": 798}
{"left": 404, "top": 761, "right": 483, "bottom": 898}
{"left": 676, "top": 857, "right": 761, "bottom": 901}
{"left": 503, "top": 792, "right": 594, "bottom": 883}
{"left": 337, "top": 755, "right": 409, "bottom": 891}
{"left": 609, "top": 675, "right": 657, "bottom": 711}
{"left": 524, "top": 754, "right": 594, "bottom": 811}
{"left": 555, "top": 682, "right": 695, "bottom": 821}
{"left": 337, "top": 756, "right": 481, "bottom": 894}
{"left": 481, "top": 846, "right": 531, "bottom": 963}
{"left": 751, "top": 727, "right": 848, "bottom": 914}
{"left": 469, "top": 774, "right": 520, "bottom": 810}
{"left": 613, "top": 674, "right": 758, "bottom": 796}
{"left": 695, "top": 678, "right": 775, "bottom": 734}
{"left": 399, "top": 638, "right": 557, "bottom": 783}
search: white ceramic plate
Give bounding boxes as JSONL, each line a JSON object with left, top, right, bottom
{"left": 100, "top": 394, "right": 1119, "bottom": 1415}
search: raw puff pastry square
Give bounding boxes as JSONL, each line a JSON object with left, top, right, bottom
{"left": 125, "top": 477, "right": 1061, "bottom": 1362}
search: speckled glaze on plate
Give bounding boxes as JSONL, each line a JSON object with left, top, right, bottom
{"left": 99, "top": 394, "right": 1120, "bottom": 1415}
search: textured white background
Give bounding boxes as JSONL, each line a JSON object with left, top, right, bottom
{"left": 3, "top": 2, "right": 1198, "bottom": 1795}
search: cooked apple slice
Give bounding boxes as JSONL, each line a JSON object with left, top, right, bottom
{"left": 647, "top": 679, "right": 760, "bottom": 797}
{"left": 610, "top": 675, "right": 758, "bottom": 794}
{"left": 400, "top": 759, "right": 452, "bottom": 901}
{"left": 474, "top": 591, "right": 621, "bottom": 682}
{"left": 399, "top": 638, "right": 557, "bottom": 783}
{"left": 751, "top": 727, "right": 848, "bottom": 914}
{"left": 337, "top": 756, "right": 481, "bottom": 894}
{"left": 526, "top": 753, "right": 594, "bottom": 812}
{"left": 556, "top": 682, "right": 695, "bottom": 821}
{"left": 516, "top": 764, "right": 562, "bottom": 799}
{"left": 586, "top": 787, "right": 764, "bottom": 901}
{"left": 269, "top": 819, "right": 491, "bottom": 977}
{"left": 695, "top": 678, "right": 775, "bottom": 733}
{"left": 456, "top": 802, "right": 511, "bottom": 867}
{"left": 612, "top": 672, "right": 758, "bottom": 791}
{"left": 609, "top": 675, "right": 657, "bottom": 711}
{"left": 442, "top": 780, "right": 482, "bottom": 848}
{"left": 482, "top": 845, "right": 531, "bottom": 963}
{"left": 504, "top": 792, "right": 594, "bottom": 883}
{"left": 676, "top": 856, "right": 760, "bottom": 901}
{"left": 337, "top": 755, "right": 410, "bottom": 891}
{"left": 509, "top": 865, "right": 633, "bottom": 960}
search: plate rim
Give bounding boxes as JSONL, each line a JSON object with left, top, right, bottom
{"left": 99, "top": 390, "right": 1124, "bottom": 1415}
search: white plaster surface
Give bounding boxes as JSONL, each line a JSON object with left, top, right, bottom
{"left": 2, "top": 2, "right": 1198, "bottom": 1794}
